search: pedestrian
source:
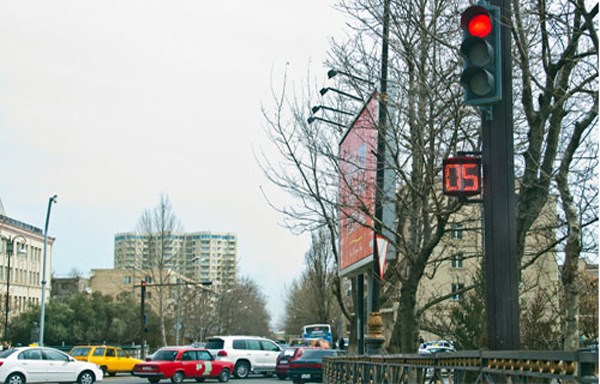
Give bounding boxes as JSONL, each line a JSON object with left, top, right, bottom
{"left": 2, "top": 341, "right": 9, "bottom": 350}
{"left": 418, "top": 335, "right": 425, "bottom": 347}
{"left": 338, "top": 337, "right": 345, "bottom": 350}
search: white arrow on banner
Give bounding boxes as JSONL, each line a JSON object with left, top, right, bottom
{"left": 376, "top": 235, "right": 389, "bottom": 280}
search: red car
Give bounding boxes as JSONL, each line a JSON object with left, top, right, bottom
{"left": 132, "top": 347, "right": 233, "bottom": 383}
{"left": 276, "top": 347, "right": 316, "bottom": 380}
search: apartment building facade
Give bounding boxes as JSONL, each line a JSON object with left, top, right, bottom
{"left": 413, "top": 201, "right": 561, "bottom": 343}
{"left": 372, "top": 199, "right": 562, "bottom": 347}
{"left": 0, "top": 214, "right": 54, "bottom": 320}
{"left": 114, "top": 231, "right": 237, "bottom": 288}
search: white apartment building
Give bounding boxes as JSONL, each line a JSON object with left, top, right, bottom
{"left": 0, "top": 214, "right": 53, "bottom": 320}
{"left": 114, "top": 231, "right": 237, "bottom": 287}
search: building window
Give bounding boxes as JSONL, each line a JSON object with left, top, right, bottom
{"left": 122, "top": 276, "right": 132, "bottom": 284}
{"left": 451, "top": 283, "right": 465, "bottom": 301}
{"left": 450, "top": 223, "right": 463, "bottom": 239}
{"left": 451, "top": 253, "right": 464, "bottom": 269}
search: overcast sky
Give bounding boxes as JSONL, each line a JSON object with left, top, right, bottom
{"left": 0, "top": 1, "right": 348, "bottom": 326}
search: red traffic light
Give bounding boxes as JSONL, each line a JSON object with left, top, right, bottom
{"left": 461, "top": 6, "right": 493, "bottom": 38}
{"left": 460, "top": 4, "right": 502, "bottom": 106}
{"left": 468, "top": 14, "right": 492, "bottom": 37}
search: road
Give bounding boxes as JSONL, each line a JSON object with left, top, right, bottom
{"left": 99, "top": 373, "right": 284, "bottom": 384}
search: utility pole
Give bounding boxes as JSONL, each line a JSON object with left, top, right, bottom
{"left": 140, "top": 281, "right": 146, "bottom": 358}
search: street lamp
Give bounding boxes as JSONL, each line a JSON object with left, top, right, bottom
{"left": 39, "top": 194, "right": 57, "bottom": 346}
{"left": 327, "top": 69, "right": 374, "bottom": 85}
{"left": 3, "top": 235, "right": 27, "bottom": 341}
{"left": 311, "top": 105, "right": 354, "bottom": 116}
{"left": 319, "top": 87, "right": 363, "bottom": 101}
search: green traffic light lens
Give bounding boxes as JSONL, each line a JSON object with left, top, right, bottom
{"left": 469, "top": 71, "right": 494, "bottom": 96}
{"left": 468, "top": 14, "right": 492, "bottom": 38}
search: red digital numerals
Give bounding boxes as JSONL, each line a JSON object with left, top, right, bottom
{"left": 443, "top": 157, "right": 481, "bottom": 196}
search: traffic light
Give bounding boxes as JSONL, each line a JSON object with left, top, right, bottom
{"left": 460, "top": 4, "right": 501, "bottom": 106}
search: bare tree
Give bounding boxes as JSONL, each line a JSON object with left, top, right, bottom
{"left": 213, "top": 277, "right": 271, "bottom": 336}
{"left": 282, "top": 229, "right": 342, "bottom": 336}
{"left": 136, "top": 194, "right": 183, "bottom": 345}
{"left": 512, "top": 0, "right": 598, "bottom": 350}
{"left": 260, "top": 0, "right": 479, "bottom": 352}
{"left": 261, "top": 0, "right": 597, "bottom": 354}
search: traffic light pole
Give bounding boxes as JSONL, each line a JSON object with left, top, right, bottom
{"left": 140, "top": 282, "right": 146, "bottom": 358}
{"left": 482, "top": 0, "right": 520, "bottom": 350}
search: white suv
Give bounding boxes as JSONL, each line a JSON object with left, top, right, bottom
{"left": 204, "top": 336, "right": 282, "bottom": 379}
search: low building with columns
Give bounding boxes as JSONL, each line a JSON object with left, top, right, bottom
{"left": 0, "top": 214, "right": 54, "bottom": 325}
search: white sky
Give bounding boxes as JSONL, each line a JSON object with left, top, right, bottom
{"left": 0, "top": 1, "right": 348, "bottom": 326}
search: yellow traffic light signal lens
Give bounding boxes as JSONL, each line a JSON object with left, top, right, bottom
{"left": 468, "top": 41, "right": 493, "bottom": 66}
{"left": 468, "top": 14, "right": 492, "bottom": 38}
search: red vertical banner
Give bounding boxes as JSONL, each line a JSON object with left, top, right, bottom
{"left": 339, "top": 93, "right": 379, "bottom": 274}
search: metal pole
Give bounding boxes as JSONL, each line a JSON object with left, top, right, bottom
{"left": 482, "top": 0, "right": 520, "bottom": 350}
{"left": 371, "top": 0, "right": 390, "bottom": 315}
{"left": 140, "top": 281, "right": 146, "bottom": 359}
{"left": 39, "top": 194, "right": 57, "bottom": 346}
{"left": 4, "top": 239, "right": 12, "bottom": 341}
{"left": 356, "top": 274, "right": 364, "bottom": 354}
{"left": 364, "top": 0, "right": 390, "bottom": 356}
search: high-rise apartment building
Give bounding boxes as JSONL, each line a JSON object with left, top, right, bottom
{"left": 114, "top": 231, "right": 237, "bottom": 287}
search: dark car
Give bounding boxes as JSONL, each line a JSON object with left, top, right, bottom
{"left": 132, "top": 347, "right": 233, "bottom": 383}
{"left": 276, "top": 347, "right": 316, "bottom": 380}
{"left": 288, "top": 349, "right": 339, "bottom": 384}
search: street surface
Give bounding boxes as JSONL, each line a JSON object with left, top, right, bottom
{"left": 96, "top": 373, "right": 284, "bottom": 384}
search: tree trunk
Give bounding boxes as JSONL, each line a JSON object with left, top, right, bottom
{"left": 389, "top": 280, "right": 419, "bottom": 353}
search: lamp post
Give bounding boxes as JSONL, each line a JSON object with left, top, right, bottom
{"left": 319, "top": 87, "right": 363, "bottom": 101}
{"left": 3, "top": 235, "right": 27, "bottom": 342}
{"left": 39, "top": 194, "right": 57, "bottom": 346}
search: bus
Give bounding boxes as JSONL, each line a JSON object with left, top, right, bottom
{"left": 301, "top": 324, "right": 333, "bottom": 344}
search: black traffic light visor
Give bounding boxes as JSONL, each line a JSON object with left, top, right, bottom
{"left": 461, "top": 5, "right": 491, "bottom": 31}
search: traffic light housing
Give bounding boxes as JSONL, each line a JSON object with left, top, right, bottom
{"left": 460, "top": 4, "right": 502, "bottom": 106}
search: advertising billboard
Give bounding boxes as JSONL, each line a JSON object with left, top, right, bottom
{"left": 338, "top": 93, "right": 379, "bottom": 274}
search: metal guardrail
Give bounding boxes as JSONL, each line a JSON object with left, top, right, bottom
{"left": 324, "top": 350, "right": 599, "bottom": 383}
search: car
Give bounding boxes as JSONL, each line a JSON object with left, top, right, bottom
{"left": 69, "top": 345, "right": 142, "bottom": 376}
{"left": 289, "top": 338, "right": 330, "bottom": 349}
{"left": 276, "top": 347, "right": 316, "bottom": 380}
{"left": 417, "top": 340, "right": 456, "bottom": 354}
{"left": 0, "top": 346, "right": 103, "bottom": 384}
{"left": 204, "top": 335, "right": 282, "bottom": 379}
{"left": 288, "top": 349, "right": 340, "bottom": 384}
{"left": 132, "top": 346, "right": 233, "bottom": 383}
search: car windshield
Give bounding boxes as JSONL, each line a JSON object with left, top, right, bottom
{"left": 69, "top": 347, "right": 91, "bottom": 357}
{"left": 153, "top": 350, "right": 178, "bottom": 361}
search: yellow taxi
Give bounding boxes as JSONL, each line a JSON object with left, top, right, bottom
{"left": 69, "top": 345, "right": 142, "bottom": 376}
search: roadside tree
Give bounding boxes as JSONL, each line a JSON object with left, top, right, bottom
{"left": 261, "top": 0, "right": 597, "bottom": 353}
